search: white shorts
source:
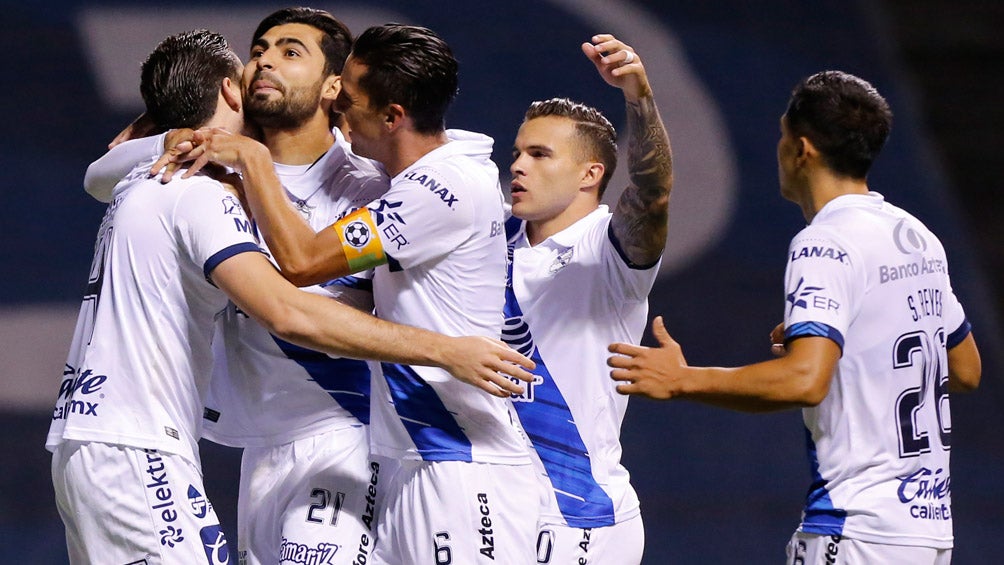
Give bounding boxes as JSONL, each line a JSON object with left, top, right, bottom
{"left": 373, "top": 459, "right": 540, "bottom": 565}
{"left": 51, "top": 440, "right": 230, "bottom": 565}
{"left": 237, "top": 425, "right": 381, "bottom": 565}
{"left": 786, "top": 532, "right": 952, "bottom": 565}
{"left": 535, "top": 514, "right": 644, "bottom": 565}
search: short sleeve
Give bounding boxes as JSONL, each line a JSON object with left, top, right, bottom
{"left": 173, "top": 180, "right": 262, "bottom": 279}
{"left": 603, "top": 218, "right": 661, "bottom": 302}
{"left": 783, "top": 226, "right": 861, "bottom": 349}
{"left": 365, "top": 165, "right": 474, "bottom": 271}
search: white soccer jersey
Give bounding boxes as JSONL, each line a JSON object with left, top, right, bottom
{"left": 504, "top": 207, "right": 657, "bottom": 528}
{"left": 363, "top": 130, "right": 529, "bottom": 464}
{"left": 46, "top": 158, "right": 262, "bottom": 466}
{"left": 202, "top": 131, "right": 388, "bottom": 447}
{"left": 783, "top": 192, "right": 969, "bottom": 548}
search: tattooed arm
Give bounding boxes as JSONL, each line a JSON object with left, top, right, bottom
{"left": 582, "top": 34, "right": 673, "bottom": 266}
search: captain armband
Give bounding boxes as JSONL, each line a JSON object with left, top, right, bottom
{"left": 331, "top": 207, "right": 387, "bottom": 272}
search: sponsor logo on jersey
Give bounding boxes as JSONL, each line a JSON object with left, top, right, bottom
{"left": 786, "top": 277, "right": 840, "bottom": 314}
{"left": 200, "top": 524, "right": 230, "bottom": 565}
{"left": 233, "top": 216, "right": 254, "bottom": 235}
{"left": 893, "top": 218, "right": 928, "bottom": 254}
{"left": 52, "top": 365, "right": 106, "bottom": 420}
{"left": 368, "top": 199, "right": 405, "bottom": 226}
{"left": 279, "top": 538, "right": 338, "bottom": 564}
{"left": 188, "top": 484, "right": 211, "bottom": 519}
{"left": 402, "top": 170, "right": 459, "bottom": 209}
{"left": 879, "top": 257, "right": 946, "bottom": 284}
{"left": 897, "top": 466, "right": 952, "bottom": 521}
{"left": 366, "top": 200, "right": 409, "bottom": 252}
{"left": 509, "top": 375, "right": 545, "bottom": 403}
{"left": 789, "top": 245, "right": 849, "bottom": 264}
{"left": 476, "top": 492, "right": 496, "bottom": 560}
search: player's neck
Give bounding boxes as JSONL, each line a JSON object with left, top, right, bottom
{"left": 261, "top": 114, "right": 335, "bottom": 166}
{"left": 804, "top": 171, "right": 869, "bottom": 222}
{"left": 383, "top": 130, "right": 450, "bottom": 178}
{"left": 526, "top": 199, "right": 599, "bottom": 246}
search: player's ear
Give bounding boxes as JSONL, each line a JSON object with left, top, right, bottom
{"left": 580, "top": 162, "right": 605, "bottom": 192}
{"left": 797, "top": 136, "right": 821, "bottom": 167}
{"left": 221, "top": 77, "right": 241, "bottom": 112}
{"left": 385, "top": 103, "right": 406, "bottom": 131}
{"left": 322, "top": 75, "right": 341, "bottom": 103}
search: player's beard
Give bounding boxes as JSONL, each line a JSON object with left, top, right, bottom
{"left": 245, "top": 72, "right": 324, "bottom": 130}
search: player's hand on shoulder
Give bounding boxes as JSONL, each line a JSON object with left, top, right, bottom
{"left": 608, "top": 316, "right": 687, "bottom": 399}
{"left": 581, "top": 34, "right": 651, "bottom": 101}
{"left": 151, "top": 128, "right": 267, "bottom": 183}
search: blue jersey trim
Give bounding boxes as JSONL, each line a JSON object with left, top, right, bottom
{"left": 203, "top": 242, "right": 262, "bottom": 281}
{"left": 607, "top": 224, "right": 659, "bottom": 270}
{"left": 385, "top": 254, "right": 403, "bottom": 273}
{"left": 800, "top": 427, "right": 847, "bottom": 535}
{"left": 380, "top": 362, "right": 473, "bottom": 461}
{"left": 502, "top": 244, "right": 616, "bottom": 526}
{"left": 321, "top": 275, "right": 373, "bottom": 292}
{"left": 946, "top": 318, "right": 972, "bottom": 349}
{"left": 785, "top": 321, "right": 845, "bottom": 350}
{"left": 271, "top": 336, "right": 371, "bottom": 425}
{"left": 504, "top": 215, "right": 524, "bottom": 242}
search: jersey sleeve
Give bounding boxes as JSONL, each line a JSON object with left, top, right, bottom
{"left": 173, "top": 180, "right": 263, "bottom": 279}
{"left": 603, "top": 218, "right": 662, "bottom": 301}
{"left": 364, "top": 165, "right": 474, "bottom": 271}
{"left": 84, "top": 133, "right": 167, "bottom": 203}
{"left": 783, "top": 226, "right": 862, "bottom": 349}
{"left": 941, "top": 274, "right": 971, "bottom": 348}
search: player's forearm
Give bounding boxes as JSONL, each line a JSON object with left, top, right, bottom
{"left": 239, "top": 149, "right": 349, "bottom": 286}
{"left": 680, "top": 357, "right": 830, "bottom": 412}
{"left": 947, "top": 333, "right": 981, "bottom": 393}
{"left": 84, "top": 133, "right": 165, "bottom": 203}
{"left": 611, "top": 95, "right": 673, "bottom": 266}
{"left": 274, "top": 289, "right": 449, "bottom": 366}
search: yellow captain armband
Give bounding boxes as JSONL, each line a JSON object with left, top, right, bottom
{"left": 332, "top": 207, "right": 387, "bottom": 272}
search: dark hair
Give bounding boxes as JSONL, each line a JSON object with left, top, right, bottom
{"left": 785, "top": 70, "right": 892, "bottom": 179}
{"left": 140, "top": 29, "right": 242, "bottom": 129}
{"left": 351, "top": 24, "right": 458, "bottom": 134}
{"left": 525, "top": 97, "right": 618, "bottom": 197}
{"left": 252, "top": 7, "right": 353, "bottom": 76}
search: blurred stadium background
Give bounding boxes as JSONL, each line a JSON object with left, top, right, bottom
{"left": 2, "top": 1, "right": 1000, "bottom": 562}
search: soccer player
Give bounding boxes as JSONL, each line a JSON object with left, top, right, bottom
{"left": 48, "top": 28, "right": 532, "bottom": 565}
{"left": 155, "top": 23, "right": 541, "bottom": 564}
{"left": 504, "top": 34, "right": 672, "bottom": 564}
{"left": 82, "top": 9, "right": 386, "bottom": 563}
{"left": 608, "top": 71, "right": 981, "bottom": 564}
{"left": 204, "top": 10, "right": 387, "bottom": 564}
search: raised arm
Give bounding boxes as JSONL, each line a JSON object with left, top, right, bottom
{"left": 583, "top": 34, "right": 673, "bottom": 267}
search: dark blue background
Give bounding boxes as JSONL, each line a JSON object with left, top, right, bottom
{"left": 2, "top": 1, "right": 1000, "bottom": 562}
